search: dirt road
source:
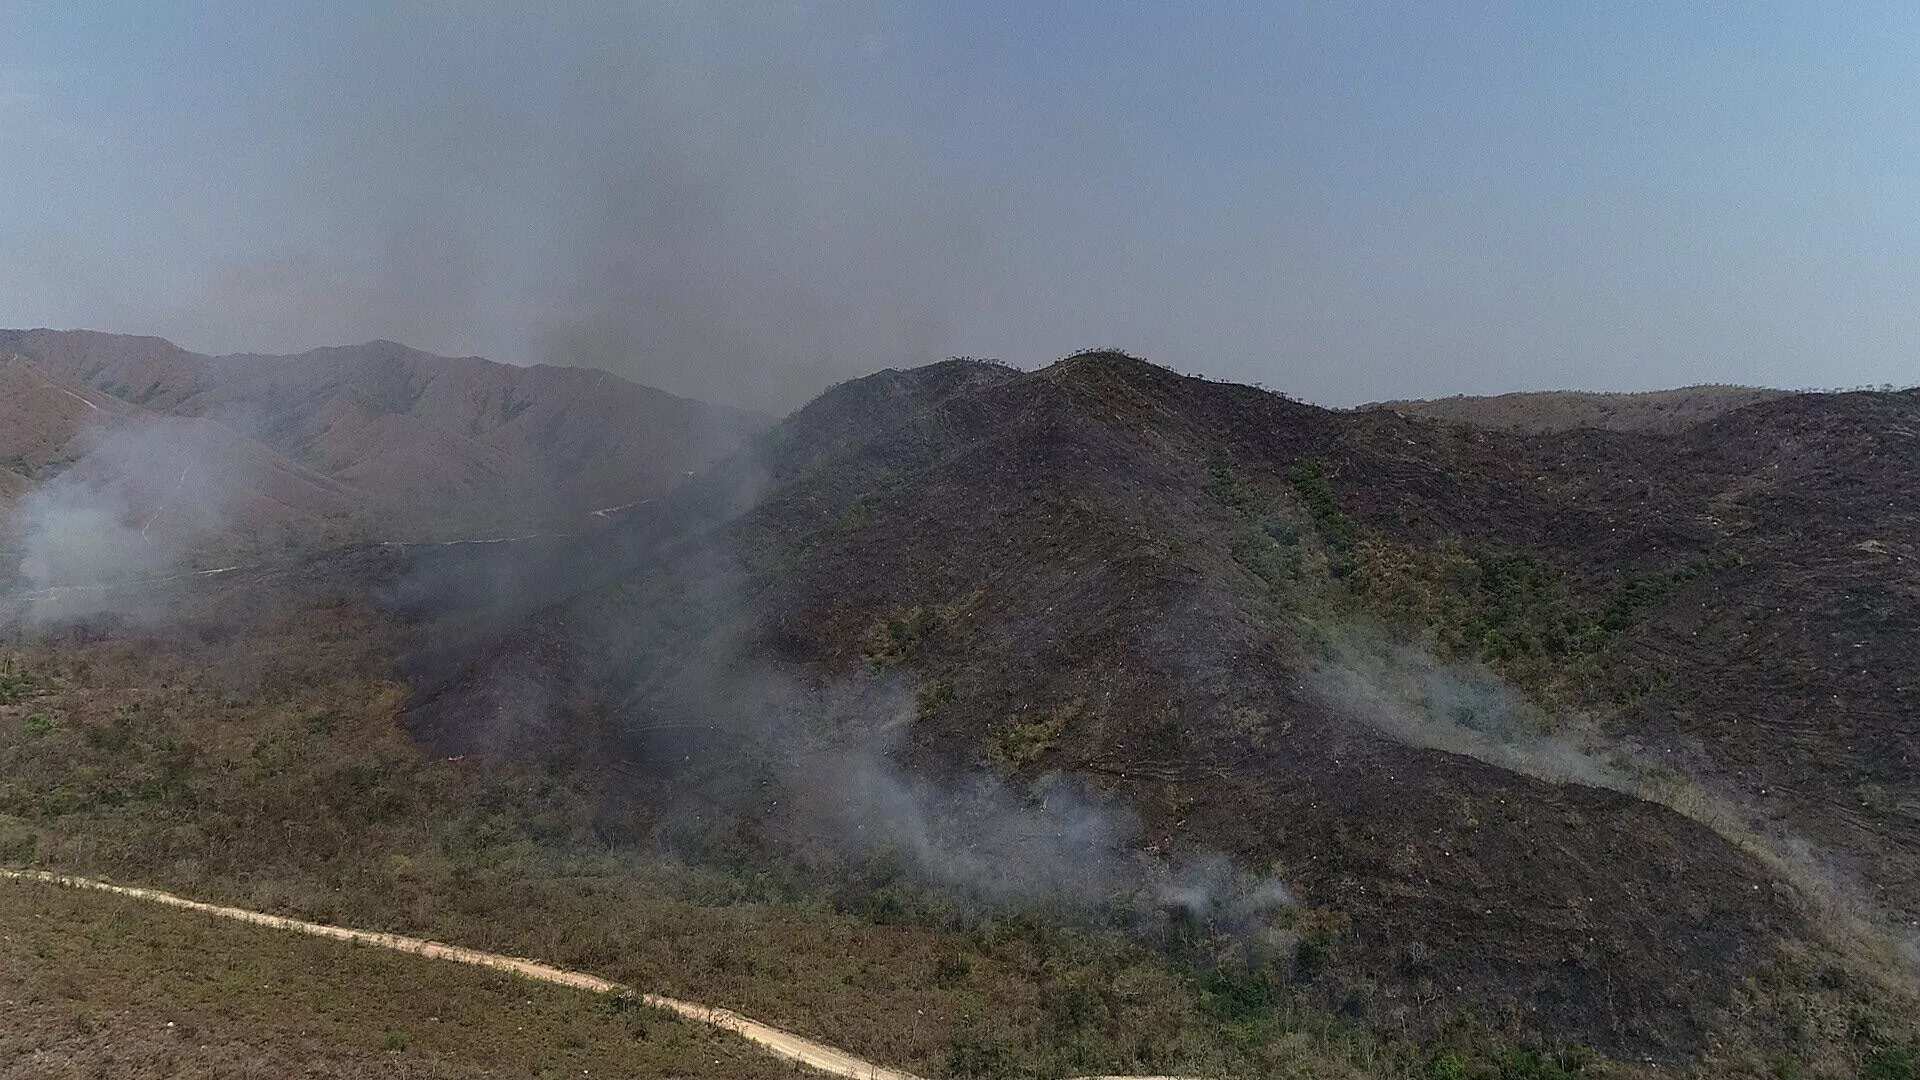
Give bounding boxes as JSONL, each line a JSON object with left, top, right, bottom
{"left": 0, "top": 868, "right": 922, "bottom": 1080}
{"left": 1, "top": 868, "right": 1195, "bottom": 1080}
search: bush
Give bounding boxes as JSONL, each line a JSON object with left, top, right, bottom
{"left": 1867, "top": 1046, "right": 1920, "bottom": 1080}
{"left": 1287, "top": 457, "right": 1360, "bottom": 569}
{"left": 864, "top": 606, "right": 943, "bottom": 670}
{"left": 991, "top": 702, "right": 1080, "bottom": 769}
{"left": 944, "top": 1037, "right": 1021, "bottom": 1079}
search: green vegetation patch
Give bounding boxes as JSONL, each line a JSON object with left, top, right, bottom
{"left": 991, "top": 700, "right": 1082, "bottom": 769}
{"left": 0, "top": 657, "right": 50, "bottom": 705}
{"left": 1287, "top": 457, "right": 1361, "bottom": 558}
{"left": 864, "top": 605, "right": 944, "bottom": 670}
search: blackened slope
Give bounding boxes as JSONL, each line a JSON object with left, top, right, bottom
{"left": 1625, "top": 392, "right": 1920, "bottom": 918}
{"left": 403, "top": 353, "right": 1819, "bottom": 1061}
{"left": 1312, "top": 389, "right": 1920, "bottom": 926}
{"left": 705, "top": 356, "right": 1805, "bottom": 1058}
{"left": 398, "top": 359, "right": 1022, "bottom": 750}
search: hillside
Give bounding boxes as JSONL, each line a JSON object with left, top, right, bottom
{"left": 4, "top": 350, "right": 1918, "bottom": 1078}
{"left": 0, "top": 558, "right": 1449, "bottom": 1080}
{"left": 0, "top": 329, "right": 769, "bottom": 538}
{"left": 0, "top": 354, "right": 124, "bottom": 502}
{"left": 0, "top": 351, "right": 366, "bottom": 592}
{"left": 406, "top": 353, "right": 1920, "bottom": 1069}
{"left": 1364, "top": 386, "right": 1789, "bottom": 434}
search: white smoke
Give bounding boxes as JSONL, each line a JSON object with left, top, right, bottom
{"left": 1305, "top": 626, "right": 1633, "bottom": 792}
{"left": 775, "top": 681, "right": 1294, "bottom": 929}
{"left": 3, "top": 416, "right": 248, "bottom": 623}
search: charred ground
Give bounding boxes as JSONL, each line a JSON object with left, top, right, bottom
{"left": 404, "top": 352, "right": 1920, "bottom": 1068}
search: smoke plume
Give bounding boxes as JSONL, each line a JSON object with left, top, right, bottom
{"left": 614, "top": 661, "right": 1297, "bottom": 932}
{"left": 2, "top": 416, "right": 250, "bottom": 624}
{"left": 1304, "top": 626, "right": 1633, "bottom": 792}
{"left": 802, "top": 736, "right": 1293, "bottom": 927}
{"left": 128, "top": 5, "right": 991, "bottom": 415}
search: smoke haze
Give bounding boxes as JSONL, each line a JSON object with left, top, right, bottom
{"left": 643, "top": 662, "right": 1297, "bottom": 928}
{"left": 1, "top": 416, "right": 253, "bottom": 623}
{"left": 1305, "top": 629, "right": 1633, "bottom": 792}
{"left": 11, "top": 4, "right": 1920, "bottom": 409}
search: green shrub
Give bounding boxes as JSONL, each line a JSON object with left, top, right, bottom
{"left": 0, "top": 660, "right": 46, "bottom": 705}
{"left": 916, "top": 679, "right": 957, "bottom": 719}
{"left": 991, "top": 702, "right": 1080, "bottom": 769}
{"left": 1867, "top": 1046, "right": 1920, "bottom": 1080}
{"left": 1196, "top": 957, "right": 1280, "bottom": 1026}
{"left": 1287, "top": 458, "right": 1356, "bottom": 539}
{"left": 1493, "top": 1048, "right": 1584, "bottom": 1080}
{"left": 1205, "top": 452, "right": 1260, "bottom": 516}
{"left": 944, "top": 1037, "right": 1020, "bottom": 1079}
{"left": 930, "top": 952, "right": 973, "bottom": 989}
{"left": 864, "top": 606, "right": 943, "bottom": 669}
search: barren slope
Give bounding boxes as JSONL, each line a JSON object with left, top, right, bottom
{"left": 0, "top": 353, "right": 126, "bottom": 497}
{"left": 0, "top": 329, "right": 768, "bottom": 537}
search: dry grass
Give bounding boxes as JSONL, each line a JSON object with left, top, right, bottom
{"left": 0, "top": 622, "right": 1428, "bottom": 1080}
{"left": 0, "top": 876, "right": 804, "bottom": 1079}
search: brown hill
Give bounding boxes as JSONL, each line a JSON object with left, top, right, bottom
{"left": 1364, "top": 385, "right": 1789, "bottom": 434}
{"left": 0, "top": 330, "right": 769, "bottom": 537}
{"left": 0, "top": 350, "right": 364, "bottom": 574}
{"left": 401, "top": 353, "right": 1920, "bottom": 1065}
{"left": 0, "top": 352, "right": 127, "bottom": 499}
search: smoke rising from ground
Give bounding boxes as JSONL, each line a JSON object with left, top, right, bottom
{"left": 1307, "top": 622, "right": 1920, "bottom": 974}
{"left": 1305, "top": 627, "right": 1632, "bottom": 792}
{"left": 666, "top": 665, "right": 1296, "bottom": 928}
{"left": 802, "top": 730, "right": 1293, "bottom": 927}
{"left": 2, "top": 416, "right": 250, "bottom": 623}
{"left": 417, "top": 581, "right": 1295, "bottom": 931}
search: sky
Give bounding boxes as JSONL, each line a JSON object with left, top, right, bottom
{"left": 3, "top": 2, "right": 1918, "bottom": 412}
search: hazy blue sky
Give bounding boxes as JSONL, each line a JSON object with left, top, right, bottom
{"left": 3, "top": 2, "right": 1917, "bottom": 409}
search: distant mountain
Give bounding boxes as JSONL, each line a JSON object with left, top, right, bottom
{"left": 0, "top": 353, "right": 124, "bottom": 501}
{"left": 0, "top": 351, "right": 362, "bottom": 561}
{"left": 0, "top": 330, "right": 770, "bottom": 538}
{"left": 1364, "top": 385, "right": 1788, "bottom": 434}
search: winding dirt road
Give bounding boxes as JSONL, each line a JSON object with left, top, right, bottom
{"left": 1, "top": 869, "right": 1196, "bottom": 1080}
{"left": 1, "top": 869, "right": 920, "bottom": 1080}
